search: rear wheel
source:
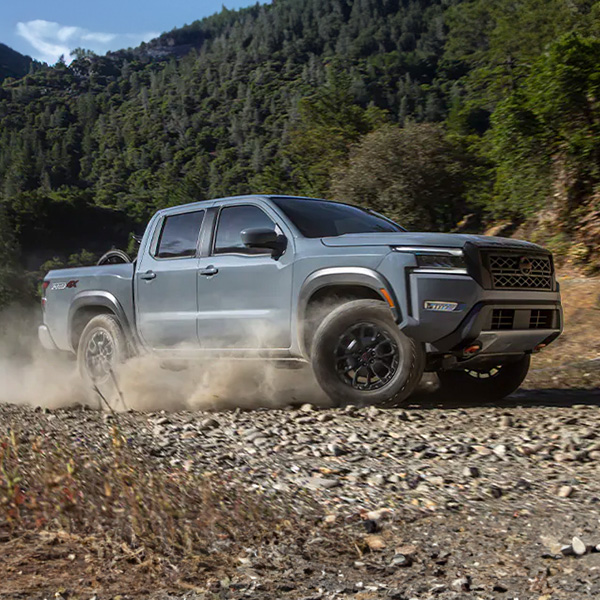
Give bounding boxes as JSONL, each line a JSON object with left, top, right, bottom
{"left": 436, "top": 355, "right": 531, "bottom": 402}
{"left": 311, "top": 299, "right": 425, "bottom": 407}
{"left": 77, "top": 314, "right": 129, "bottom": 408}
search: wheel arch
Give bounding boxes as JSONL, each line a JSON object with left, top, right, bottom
{"left": 68, "top": 291, "right": 133, "bottom": 352}
{"left": 297, "top": 267, "right": 400, "bottom": 358}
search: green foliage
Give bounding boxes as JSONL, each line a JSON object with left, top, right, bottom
{"left": 489, "top": 34, "right": 600, "bottom": 218}
{"left": 0, "top": 0, "right": 599, "bottom": 291}
{"left": 0, "top": 0, "right": 457, "bottom": 281}
{"left": 444, "top": 0, "right": 600, "bottom": 131}
{"left": 331, "top": 123, "right": 472, "bottom": 230}
{"left": 277, "top": 70, "right": 389, "bottom": 197}
{"left": 0, "top": 206, "right": 24, "bottom": 308}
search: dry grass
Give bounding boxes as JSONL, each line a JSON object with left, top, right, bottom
{"left": 0, "top": 418, "right": 320, "bottom": 596}
{"left": 524, "top": 271, "right": 600, "bottom": 388}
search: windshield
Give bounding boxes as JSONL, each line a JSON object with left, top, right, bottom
{"left": 271, "top": 197, "right": 404, "bottom": 238}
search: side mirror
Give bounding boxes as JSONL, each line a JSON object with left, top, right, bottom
{"left": 241, "top": 228, "right": 287, "bottom": 256}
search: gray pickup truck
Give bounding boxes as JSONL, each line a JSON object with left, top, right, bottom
{"left": 39, "top": 195, "right": 563, "bottom": 406}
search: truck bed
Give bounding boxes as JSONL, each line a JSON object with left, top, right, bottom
{"left": 43, "top": 263, "right": 135, "bottom": 352}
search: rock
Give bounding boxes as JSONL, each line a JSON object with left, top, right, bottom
{"left": 572, "top": 536, "right": 587, "bottom": 556}
{"left": 305, "top": 477, "right": 340, "bottom": 490}
{"left": 316, "top": 413, "right": 333, "bottom": 423}
{"left": 473, "top": 445, "right": 493, "bottom": 456}
{"left": 558, "top": 485, "right": 574, "bottom": 498}
{"left": 366, "top": 406, "right": 380, "bottom": 418}
{"left": 452, "top": 576, "right": 471, "bottom": 591}
{"left": 390, "top": 554, "right": 412, "bottom": 567}
{"left": 364, "top": 534, "right": 386, "bottom": 550}
{"left": 463, "top": 466, "right": 480, "bottom": 478}
{"left": 367, "top": 473, "right": 386, "bottom": 486}
{"left": 327, "top": 442, "right": 349, "bottom": 456}
{"left": 199, "top": 417, "right": 219, "bottom": 430}
{"left": 493, "top": 444, "right": 507, "bottom": 458}
{"left": 500, "top": 415, "right": 513, "bottom": 427}
{"left": 363, "top": 519, "right": 379, "bottom": 533}
{"left": 489, "top": 484, "right": 503, "bottom": 498}
{"left": 364, "top": 507, "right": 393, "bottom": 522}
{"left": 322, "top": 514, "right": 338, "bottom": 526}
{"left": 561, "top": 544, "right": 575, "bottom": 556}
{"left": 395, "top": 544, "right": 417, "bottom": 557}
{"left": 540, "top": 534, "right": 563, "bottom": 555}
{"left": 300, "top": 403, "right": 317, "bottom": 412}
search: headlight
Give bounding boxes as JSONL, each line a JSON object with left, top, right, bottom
{"left": 392, "top": 246, "right": 468, "bottom": 273}
{"left": 416, "top": 253, "right": 466, "bottom": 270}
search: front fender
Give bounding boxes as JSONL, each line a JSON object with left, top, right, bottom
{"left": 297, "top": 267, "right": 400, "bottom": 356}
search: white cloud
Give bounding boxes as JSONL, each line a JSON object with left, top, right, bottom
{"left": 16, "top": 19, "right": 159, "bottom": 64}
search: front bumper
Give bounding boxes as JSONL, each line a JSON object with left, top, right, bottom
{"left": 400, "top": 271, "right": 562, "bottom": 356}
{"left": 38, "top": 325, "right": 59, "bottom": 351}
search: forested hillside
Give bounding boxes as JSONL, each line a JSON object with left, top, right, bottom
{"left": 0, "top": 43, "right": 32, "bottom": 82}
{"left": 0, "top": 0, "right": 599, "bottom": 304}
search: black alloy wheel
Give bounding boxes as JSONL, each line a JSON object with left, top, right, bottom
{"left": 334, "top": 322, "right": 399, "bottom": 391}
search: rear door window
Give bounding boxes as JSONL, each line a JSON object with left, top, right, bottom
{"left": 156, "top": 210, "right": 205, "bottom": 258}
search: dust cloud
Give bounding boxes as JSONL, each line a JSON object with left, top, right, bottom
{"left": 0, "top": 305, "right": 87, "bottom": 408}
{"left": 0, "top": 305, "right": 329, "bottom": 412}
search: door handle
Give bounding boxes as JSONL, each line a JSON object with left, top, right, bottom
{"left": 200, "top": 265, "right": 219, "bottom": 277}
{"left": 141, "top": 270, "right": 156, "bottom": 281}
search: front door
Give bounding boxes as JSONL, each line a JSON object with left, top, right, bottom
{"left": 196, "top": 203, "right": 294, "bottom": 349}
{"left": 135, "top": 209, "right": 205, "bottom": 349}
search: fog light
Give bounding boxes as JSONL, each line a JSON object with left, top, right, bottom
{"left": 464, "top": 344, "right": 482, "bottom": 355}
{"left": 424, "top": 301, "right": 459, "bottom": 312}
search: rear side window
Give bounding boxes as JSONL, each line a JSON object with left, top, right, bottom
{"left": 156, "top": 210, "right": 204, "bottom": 258}
{"left": 214, "top": 205, "right": 276, "bottom": 254}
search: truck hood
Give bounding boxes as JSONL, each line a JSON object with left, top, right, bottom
{"left": 320, "top": 232, "right": 545, "bottom": 252}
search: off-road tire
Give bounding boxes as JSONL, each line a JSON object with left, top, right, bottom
{"left": 77, "top": 314, "right": 129, "bottom": 404}
{"left": 436, "top": 355, "right": 531, "bottom": 403}
{"left": 311, "top": 299, "right": 425, "bottom": 407}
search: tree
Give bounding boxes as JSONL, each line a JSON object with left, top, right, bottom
{"left": 489, "top": 34, "right": 600, "bottom": 219}
{"left": 0, "top": 206, "right": 22, "bottom": 307}
{"left": 283, "top": 69, "right": 388, "bottom": 197}
{"left": 331, "top": 123, "right": 472, "bottom": 231}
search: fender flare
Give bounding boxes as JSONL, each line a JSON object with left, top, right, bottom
{"left": 297, "top": 267, "right": 401, "bottom": 357}
{"left": 68, "top": 291, "right": 135, "bottom": 352}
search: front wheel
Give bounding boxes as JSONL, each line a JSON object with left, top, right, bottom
{"left": 436, "top": 355, "right": 531, "bottom": 403}
{"left": 311, "top": 299, "right": 425, "bottom": 407}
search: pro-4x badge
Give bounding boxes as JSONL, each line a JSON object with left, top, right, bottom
{"left": 51, "top": 280, "right": 79, "bottom": 290}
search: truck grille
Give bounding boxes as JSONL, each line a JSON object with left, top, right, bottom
{"left": 488, "top": 308, "right": 558, "bottom": 331}
{"left": 491, "top": 309, "right": 514, "bottom": 330}
{"left": 529, "top": 309, "right": 554, "bottom": 329}
{"left": 488, "top": 254, "right": 553, "bottom": 290}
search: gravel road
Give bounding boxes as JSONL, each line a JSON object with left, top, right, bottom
{"left": 3, "top": 383, "right": 600, "bottom": 600}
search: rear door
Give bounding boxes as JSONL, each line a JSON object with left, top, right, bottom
{"left": 135, "top": 208, "right": 205, "bottom": 349}
{"left": 196, "top": 202, "right": 294, "bottom": 349}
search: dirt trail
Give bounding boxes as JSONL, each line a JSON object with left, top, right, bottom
{"left": 1, "top": 273, "right": 599, "bottom": 599}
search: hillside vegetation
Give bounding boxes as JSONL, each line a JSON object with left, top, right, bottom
{"left": 0, "top": 0, "right": 599, "bottom": 303}
{"left": 0, "top": 43, "right": 32, "bottom": 83}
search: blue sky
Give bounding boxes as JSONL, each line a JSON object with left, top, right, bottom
{"left": 2, "top": 0, "right": 259, "bottom": 64}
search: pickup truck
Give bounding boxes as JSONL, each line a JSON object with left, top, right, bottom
{"left": 39, "top": 195, "right": 563, "bottom": 407}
